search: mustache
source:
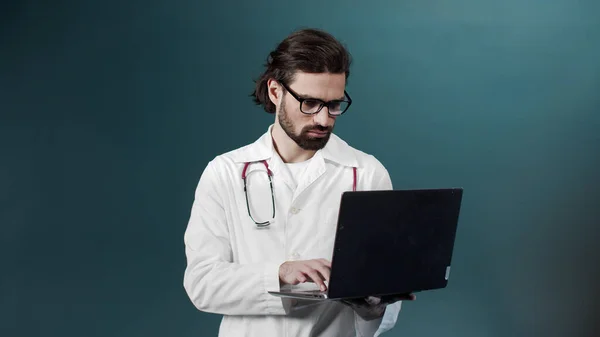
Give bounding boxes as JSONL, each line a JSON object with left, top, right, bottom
{"left": 303, "top": 125, "right": 331, "bottom": 133}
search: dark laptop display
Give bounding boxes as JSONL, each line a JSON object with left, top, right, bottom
{"left": 269, "top": 188, "right": 464, "bottom": 301}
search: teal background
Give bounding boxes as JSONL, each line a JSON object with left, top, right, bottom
{"left": 2, "top": 1, "right": 599, "bottom": 336}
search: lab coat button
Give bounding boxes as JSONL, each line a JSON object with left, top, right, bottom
{"left": 289, "top": 252, "right": 300, "bottom": 260}
{"left": 290, "top": 207, "right": 300, "bottom": 214}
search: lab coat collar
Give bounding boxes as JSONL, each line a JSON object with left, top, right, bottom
{"left": 230, "top": 124, "right": 359, "bottom": 168}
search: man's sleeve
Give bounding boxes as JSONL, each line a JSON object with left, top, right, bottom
{"left": 182, "top": 159, "right": 288, "bottom": 316}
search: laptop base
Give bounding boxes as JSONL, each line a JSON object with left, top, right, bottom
{"left": 268, "top": 289, "right": 416, "bottom": 302}
{"left": 268, "top": 289, "right": 330, "bottom": 301}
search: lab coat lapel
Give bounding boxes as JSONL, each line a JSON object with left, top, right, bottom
{"left": 269, "top": 151, "right": 296, "bottom": 192}
{"left": 292, "top": 151, "right": 326, "bottom": 201}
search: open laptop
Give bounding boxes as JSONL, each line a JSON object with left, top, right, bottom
{"left": 268, "top": 188, "right": 464, "bottom": 301}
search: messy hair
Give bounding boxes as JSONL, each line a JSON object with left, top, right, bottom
{"left": 251, "top": 28, "right": 352, "bottom": 113}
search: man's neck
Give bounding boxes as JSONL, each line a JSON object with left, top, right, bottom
{"left": 271, "top": 124, "right": 315, "bottom": 163}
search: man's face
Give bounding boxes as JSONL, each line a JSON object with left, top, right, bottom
{"left": 276, "top": 72, "right": 346, "bottom": 150}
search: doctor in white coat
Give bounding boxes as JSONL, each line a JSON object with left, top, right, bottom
{"left": 183, "top": 28, "right": 414, "bottom": 337}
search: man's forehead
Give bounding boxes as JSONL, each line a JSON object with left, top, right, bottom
{"left": 289, "top": 72, "right": 346, "bottom": 100}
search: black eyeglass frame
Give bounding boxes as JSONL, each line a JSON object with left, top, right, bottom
{"left": 280, "top": 82, "right": 352, "bottom": 116}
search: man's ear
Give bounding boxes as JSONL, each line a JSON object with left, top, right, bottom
{"left": 267, "top": 78, "right": 282, "bottom": 107}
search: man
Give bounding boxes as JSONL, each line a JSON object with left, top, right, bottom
{"left": 183, "top": 28, "right": 413, "bottom": 337}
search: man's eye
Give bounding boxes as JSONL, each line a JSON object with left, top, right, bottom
{"left": 303, "top": 100, "right": 321, "bottom": 108}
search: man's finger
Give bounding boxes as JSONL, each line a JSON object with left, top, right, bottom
{"left": 303, "top": 268, "right": 326, "bottom": 291}
{"left": 306, "top": 261, "right": 331, "bottom": 283}
{"left": 398, "top": 294, "right": 416, "bottom": 301}
{"left": 309, "top": 259, "right": 331, "bottom": 270}
{"left": 318, "top": 258, "right": 332, "bottom": 268}
{"left": 296, "top": 272, "right": 307, "bottom": 283}
{"left": 365, "top": 296, "right": 382, "bottom": 306}
{"left": 314, "top": 264, "right": 331, "bottom": 282}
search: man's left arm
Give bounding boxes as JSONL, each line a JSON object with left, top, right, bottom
{"left": 352, "top": 297, "right": 388, "bottom": 337}
{"left": 349, "top": 295, "right": 414, "bottom": 337}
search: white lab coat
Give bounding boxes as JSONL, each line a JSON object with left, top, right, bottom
{"left": 183, "top": 125, "right": 402, "bottom": 337}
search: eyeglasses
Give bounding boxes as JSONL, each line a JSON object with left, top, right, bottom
{"left": 280, "top": 82, "right": 352, "bottom": 116}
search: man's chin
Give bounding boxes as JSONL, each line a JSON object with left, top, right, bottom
{"left": 297, "top": 135, "right": 330, "bottom": 150}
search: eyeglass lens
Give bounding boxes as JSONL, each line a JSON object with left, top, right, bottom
{"left": 301, "top": 99, "right": 350, "bottom": 115}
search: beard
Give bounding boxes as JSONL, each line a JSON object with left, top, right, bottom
{"left": 278, "top": 100, "right": 333, "bottom": 151}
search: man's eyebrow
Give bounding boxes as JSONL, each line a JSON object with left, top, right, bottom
{"left": 298, "top": 93, "right": 346, "bottom": 101}
{"left": 296, "top": 92, "right": 316, "bottom": 100}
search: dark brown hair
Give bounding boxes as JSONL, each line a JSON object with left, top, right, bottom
{"left": 251, "top": 28, "right": 352, "bottom": 114}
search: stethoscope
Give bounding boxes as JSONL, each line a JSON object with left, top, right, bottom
{"left": 242, "top": 160, "right": 357, "bottom": 228}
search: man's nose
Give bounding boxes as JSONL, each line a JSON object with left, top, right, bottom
{"left": 313, "top": 107, "right": 334, "bottom": 127}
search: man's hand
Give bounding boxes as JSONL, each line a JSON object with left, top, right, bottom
{"left": 379, "top": 293, "right": 416, "bottom": 304}
{"left": 342, "top": 294, "right": 416, "bottom": 321}
{"left": 279, "top": 259, "right": 331, "bottom": 291}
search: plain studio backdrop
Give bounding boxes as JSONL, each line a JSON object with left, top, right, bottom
{"left": 1, "top": 1, "right": 599, "bottom": 336}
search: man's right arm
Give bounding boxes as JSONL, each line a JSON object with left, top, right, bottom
{"left": 182, "top": 159, "right": 287, "bottom": 316}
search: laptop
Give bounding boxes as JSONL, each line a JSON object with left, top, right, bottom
{"left": 268, "top": 188, "right": 464, "bottom": 301}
